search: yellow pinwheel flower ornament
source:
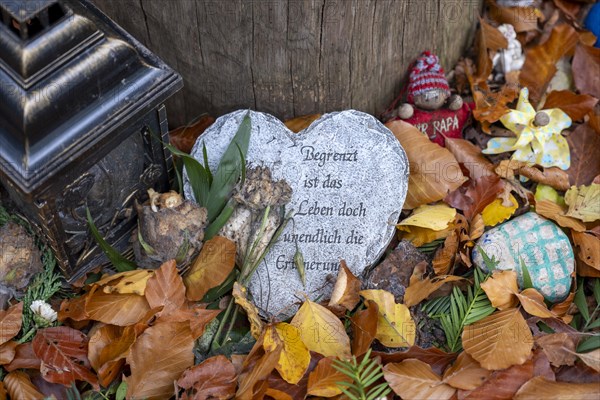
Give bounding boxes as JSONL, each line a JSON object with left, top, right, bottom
{"left": 483, "top": 87, "right": 572, "bottom": 170}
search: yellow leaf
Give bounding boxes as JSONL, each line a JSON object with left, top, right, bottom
{"left": 359, "top": 290, "right": 416, "bottom": 348}
{"left": 184, "top": 236, "right": 236, "bottom": 301}
{"left": 232, "top": 283, "right": 264, "bottom": 340}
{"left": 96, "top": 270, "right": 154, "bottom": 296}
{"left": 480, "top": 270, "right": 519, "bottom": 310}
{"left": 462, "top": 308, "right": 533, "bottom": 370}
{"left": 383, "top": 359, "right": 456, "bottom": 400}
{"left": 442, "top": 352, "right": 491, "bottom": 390}
{"left": 399, "top": 225, "right": 454, "bottom": 247}
{"left": 397, "top": 204, "right": 457, "bottom": 231}
{"left": 481, "top": 194, "right": 518, "bottom": 227}
{"left": 565, "top": 184, "right": 600, "bottom": 222}
{"left": 263, "top": 323, "right": 310, "bottom": 385}
{"left": 290, "top": 299, "right": 351, "bottom": 359}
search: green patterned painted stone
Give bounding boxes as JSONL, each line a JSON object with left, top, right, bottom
{"left": 472, "top": 212, "right": 574, "bottom": 303}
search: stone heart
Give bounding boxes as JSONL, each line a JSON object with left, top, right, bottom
{"left": 185, "top": 110, "right": 408, "bottom": 316}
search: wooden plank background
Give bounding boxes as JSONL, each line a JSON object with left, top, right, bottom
{"left": 93, "top": 0, "right": 481, "bottom": 127}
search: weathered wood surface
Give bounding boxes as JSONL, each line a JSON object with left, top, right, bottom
{"left": 93, "top": 0, "right": 481, "bottom": 127}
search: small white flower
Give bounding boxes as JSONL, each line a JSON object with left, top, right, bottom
{"left": 30, "top": 300, "right": 57, "bottom": 323}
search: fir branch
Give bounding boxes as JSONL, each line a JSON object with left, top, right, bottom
{"left": 333, "top": 348, "right": 391, "bottom": 400}
{"left": 422, "top": 266, "right": 494, "bottom": 353}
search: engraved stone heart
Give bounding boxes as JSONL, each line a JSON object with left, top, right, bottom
{"left": 185, "top": 110, "right": 408, "bottom": 316}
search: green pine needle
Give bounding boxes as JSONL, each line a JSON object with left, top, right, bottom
{"left": 332, "top": 348, "right": 391, "bottom": 400}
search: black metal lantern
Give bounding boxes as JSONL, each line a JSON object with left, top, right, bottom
{"left": 0, "top": 0, "right": 183, "bottom": 281}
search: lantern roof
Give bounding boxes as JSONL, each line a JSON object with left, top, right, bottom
{"left": 0, "top": 0, "right": 182, "bottom": 193}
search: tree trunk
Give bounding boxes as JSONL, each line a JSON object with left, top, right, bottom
{"left": 93, "top": 0, "right": 481, "bottom": 127}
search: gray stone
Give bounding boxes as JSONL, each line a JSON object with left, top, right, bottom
{"left": 185, "top": 110, "right": 409, "bottom": 316}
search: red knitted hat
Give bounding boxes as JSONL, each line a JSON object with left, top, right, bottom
{"left": 407, "top": 51, "right": 450, "bottom": 103}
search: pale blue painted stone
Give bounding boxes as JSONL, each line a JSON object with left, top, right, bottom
{"left": 472, "top": 212, "right": 574, "bottom": 303}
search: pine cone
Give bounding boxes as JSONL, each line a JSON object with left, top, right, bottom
{"left": 0, "top": 222, "right": 42, "bottom": 291}
{"left": 233, "top": 166, "right": 292, "bottom": 210}
{"left": 133, "top": 192, "right": 207, "bottom": 269}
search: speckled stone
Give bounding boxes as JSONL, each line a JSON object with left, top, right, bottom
{"left": 472, "top": 212, "right": 574, "bottom": 302}
{"left": 185, "top": 110, "right": 409, "bottom": 317}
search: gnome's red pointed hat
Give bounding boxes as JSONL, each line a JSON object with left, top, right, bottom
{"left": 406, "top": 51, "right": 451, "bottom": 103}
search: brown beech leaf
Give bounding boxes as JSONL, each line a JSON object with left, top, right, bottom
{"left": 567, "top": 123, "right": 600, "bottom": 186}
{"left": 472, "top": 82, "right": 519, "bottom": 132}
{"left": 184, "top": 236, "right": 236, "bottom": 301}
{"left": 532, "top": 347, "right": 555, "bottom": 380}
{"left": 169, "top": 114, "right": 215, "bottom": 154}
{"left": 32, "top": 327, "right": 98, "bottom": 389}
{"left": 284, "top": 114, "right": 321, "bottom": 133}
{"left": 516, "top": 288, "right": 557, "bottom": 318}
{"left": 0, "top": 303, "right": 23, "bottom": 346}
{"left": 126, "top": 321, "right": 194, "bottom": 400}
{"left": 0, "top": 340, "right": 17, "bottom": 365}
{"left": 495, "top": 160, "right": 570, "bottom": 191}
{"left": 404, "top": 272, "right": 463, "bottom": 307}
{"left": 462, "top": 308, "right": 533, "bottom": 370}
{"left": 5, "top": 342, "right": 40, "bottom": 371}
{"left": 58, "top": 295, "right": 88, "bottom": 322}
{"left": 0, "top": 382, "right": 5, "bottom": 400}
{"left": 386, "top": 120, "right": 466, "bottom": 209}
{"left": 237, "top": 337, "right": 281, "bottom": 400}
{"left": 432, "top": 230, "right": 459, "bottom": 275}
{"left": 84, "top": 287, "right": 151, "bottom": 326}
{"left": 555, "top": 362, "right": 600, "bottom": 384}
{"left": 543, "top": 90, "right": 599, "bottom": 121}
{"left": 350, "top": 300, "right": 378, "bottom": 356}
{"left": 442, "top": 352, "right": 491, "bottom": 391}
{"left": 515, "top": 376, "right": 600, "bottom": 399}
{"left": 306, "top": 356, "right": 351, "bottom": 397}
{"left": 480, "top": 270, "right": 519, "bottom": 310}
{"left": 445, "top": 138, "right": 495, "bottom": 181}
{"left": 458, "top": 359, "right": 533, "bottom": 400}
{"left": 572, "top": 231, "right": 600, "bottom": 270}
{"left": 535, "top": 333, "right": 577, "bottom": 367}
{"left": 577, "top": 349, "right": 600, "bottom": 372}
{"left": 3, "top": 371, "right": 44, "bottom": 399}
{"left": 88, "top": 324, "right": 137, "bottom": 387}
{"left": 475, "top": 18, "right": 508, "bottom": 82}
{"left": 573, "top": 44, "right": 600, "bottom": 99}
{"left": 446, "top": 175, "right": 505, "bottom": 220}
{"left": 520, "top": 24, "right": 579, "bottom": 105}
{"left": 375, "top": 346, "right": 457, "bottom": 376}
{"left": 383, "top": 359, "right": 456, "bottom": 400}
{"left": 328, "top": 260, "right": 361, "bottom": 311}
{"left": 535, "top": 200, "right": 586, "bottom": 232}
{"left": 159, "top": 304, "right": 220, "bottom": 340}
{"left": 487, "top": 0, "right": 541, "bottom": 32}
{"left": 177, "top": 355, "right": 237, "bottom": 400}
{"left": 145, "top": 260, "right": 186, "bottom": 315}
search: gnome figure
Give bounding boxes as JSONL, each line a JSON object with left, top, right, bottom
{"left": 396, "top": 51, "right": 470, "bottom": 147}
